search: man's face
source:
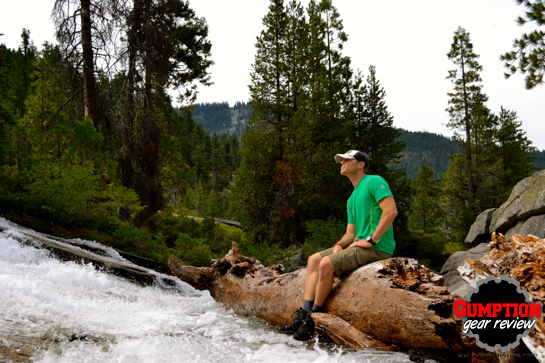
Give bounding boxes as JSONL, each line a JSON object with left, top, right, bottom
{"left": 340, "top": 158, "right": 363, "bottom": 176}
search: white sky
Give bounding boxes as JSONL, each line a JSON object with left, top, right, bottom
{"left": 2, "top": 0, "right": 545, "bottom": 149}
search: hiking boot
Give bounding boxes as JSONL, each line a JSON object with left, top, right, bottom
{"left": 277, "top": 308, "right": 307, "bottom": 334}
{"left": 293, "top": 310, "right": 315, "bottom": 341}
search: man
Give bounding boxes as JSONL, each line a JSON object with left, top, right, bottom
{"left": 278, "top": 150, "right": 398, "bottom": 341}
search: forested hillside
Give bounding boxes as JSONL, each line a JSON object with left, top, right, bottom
{"left": 189, "top": 105, "right": 544, "bottom": 180}
{"left": 395, "top": 129, "right": 459, "bottom": 179}
{"left": 190, "top": 102, "right": 252, "bottom": 139}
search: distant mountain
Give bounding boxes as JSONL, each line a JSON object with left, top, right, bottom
{"left": 188, "top": 102, "right": 544, "bottom": 179}
{"left": 190, "top": 102, "right": 252, "bottom": 139}
{"left": 394, "top": 129, "right": 460, "bottom": 180}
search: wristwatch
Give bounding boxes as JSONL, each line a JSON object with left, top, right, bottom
{"left": 366, "top": 236, "right": 376, "bottom": 246}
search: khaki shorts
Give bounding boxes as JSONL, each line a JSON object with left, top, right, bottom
{"left": 319, "top": 246, "right": 391, "bottom": 278}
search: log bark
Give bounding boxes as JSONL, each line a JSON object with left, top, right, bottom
{"left": 168, "top": 243, "right": 486, "bottom": 360}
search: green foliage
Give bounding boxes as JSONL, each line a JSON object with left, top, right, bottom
{"left": 351, "top": 65, "right": 405, "bottom": 181}
{"left": 143, "top": 209, "right": 241, "bottom": 266}
{"left": 395, "top": 229, "right": 449, "bottom": 271}
{"left": 143, "top": 210, "right": 202, "bottom": 246}
{"left": 446, "top": 27, "right": 487, "bottom": 204}
{"left": 495, "top": 107, "right": 536, "bottom": 193}
{"left": 442, "top": 153, "right": 480, "bottom": 242}
{"left": 109, "top": 222, "right": 169, "bottom": 260}
{"left": 445, "top": 241, "right": 467, "bottom": 256}
{"left": 22, "top": 156, "right": 140, "bottom": 228}
{"left": 532, "top": 149, "right": 545, "bottom": 171}
{"left": 395, "top": 129, "right": 460, "bottom": 180}
{"left": 174, "top": 233, "right": 214, "bottom": 267}
{"left": 409, "top": 164, "right": 445, "bottom": 232}
{"left": 183, "top": 188, "right": 197, "bottom": 211}
{"left": 237, "top": 236, "right": 300, "bottom": 268}
{"left": 301, "top": 217, "right": 345, "bottom": 261}
{"left": 501, "top": 0, "right": 545, "bottom": 89}
{"left": 168, "top": 109, "right": 241, "bottom": 218}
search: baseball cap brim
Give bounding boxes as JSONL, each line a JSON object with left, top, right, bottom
{"left": 334, "top": 153, "right": 355, "bottom": 163}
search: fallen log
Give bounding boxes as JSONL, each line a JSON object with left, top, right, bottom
{"left": 168, "top": 242, "right": 488, "bottom": 360}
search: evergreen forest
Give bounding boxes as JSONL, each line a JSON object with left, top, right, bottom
{"left": 191, "top": 102, "right": 545, "bottom": 181}
{"left": 1, "top": 0, "right": 544, "bottom": 272}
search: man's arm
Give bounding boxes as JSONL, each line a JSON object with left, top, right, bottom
{"left": 332, "top": 224, "right": 356, "bottom": 253}
{"left": 349, "top": 196, "right": 398, "bottom": 248}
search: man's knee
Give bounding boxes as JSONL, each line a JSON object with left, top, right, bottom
{"left": 308, "top": 252, "right": 322, "bottom": 267}
{"left": 318, "top": 257, "right": 335, "bottom": 276}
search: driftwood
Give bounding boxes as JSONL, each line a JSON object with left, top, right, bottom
{"left": 168, "top": 243, "right": 486, "bottom": 360}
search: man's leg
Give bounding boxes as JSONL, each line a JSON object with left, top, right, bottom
{"left": 293, "top": 255, "right": 334, "bottom": 341}
{"left": 302, "top": 252, "right": 322, "bottom": 303}
{"left": 313, "top": 256, "right": 335, "bottom": 308}
{"left": 277, "top": 252, "right": 323, "bottom": 334}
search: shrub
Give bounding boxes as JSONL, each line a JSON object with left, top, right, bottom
{"left": 174, "top": 233, "right": 215, "bottom": 267}
{"left": 301, "top": 218, "right": 345, "bottom": 261}
{"left": 396, "top": 229, "right": 449, "bottom": 271}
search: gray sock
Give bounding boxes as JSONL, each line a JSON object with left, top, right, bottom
{"left": 302, "top": 300, "right": 314, "bottom": 311}
{"left": 311, "top": 303, "right": 324, "bottom": 313}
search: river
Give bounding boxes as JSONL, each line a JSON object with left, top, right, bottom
{"left": 0, "top": 217, "right": 413, "bottom": 362}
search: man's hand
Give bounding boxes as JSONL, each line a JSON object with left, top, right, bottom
{"left": 349, "top": 240, "right": 374, "bottom": 248}
{"left": 332, "top": 244, "right": 343, "bottom": 253}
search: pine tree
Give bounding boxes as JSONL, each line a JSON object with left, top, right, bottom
{"left": 242, "top": 0, "right": 302, "bottom": 245}
{"left": 23, "top": 44, "right": 70, "bottom": 158}
{"left": 115, "top": 0, "right": 213, "bottom": 220}
{"left": 446, "top": 26, "right": 487, "bottom": 204}
{"left": 409, "top": 164, "right": 444, "bottom": 233}
{"left": 53, "top": 0, "right": 114, "bottom": 128}
{"left": 444, "top": 27, "right": 503, "bottom": 239}
{"left": 0, "top": 44, "right": 15, "bottom": 166}
{"left": 494, "top": 107, "right": 535, "bottom": 195}
{"left": 501, "top": 0, "right": 545, "bottom": 89}
{"left": 294, "top": 0, "right": 353, "bottom": 226}
{"left": 355, "top": 65, "right": 404, "bottom": 180}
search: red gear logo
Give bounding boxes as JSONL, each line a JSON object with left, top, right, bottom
{"left": 453, "top": 275, "right": 542, "bottom": 352}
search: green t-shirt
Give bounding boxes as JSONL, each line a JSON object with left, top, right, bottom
{"left": 347, "top": 174, "right": 395, "bottom": 255}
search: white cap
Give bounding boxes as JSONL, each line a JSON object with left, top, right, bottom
{"left": 334, "top": 150, "right": 369, "bottom": 164}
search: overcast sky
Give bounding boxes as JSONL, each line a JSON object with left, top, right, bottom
{"left": 2, "top": 0, "right": 545, "bottom": 149}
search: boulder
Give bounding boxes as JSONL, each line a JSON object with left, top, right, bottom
{"left": 465, "top": 209, "right": 495, "bottom": 244}
{"left": 490, "top": 170, "right": 545, "bottom": 233}
{"left": 440, "top": 243, "right": 489, "bottom": 298}
{"left": 505, "top": 214, "right": 545, "bottom": 241}
{"left": 465, "top": 170, "right": 545, "bottom": 245}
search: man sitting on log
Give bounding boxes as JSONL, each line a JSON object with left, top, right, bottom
{"left": 278, "top": 150, "right": 398, "bottom": 341}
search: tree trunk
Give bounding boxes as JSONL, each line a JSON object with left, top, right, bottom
{"left": 133, "top": 0, "right": 163, "bottom": 220}
{"left": 118, "top": 0, "right": 141, "bottom": 190}
{"left": 80, "top": 0, "right": 98, "bottom": 128}
{"left": 168, "top": 242, "right": 487, "bottom": 361}
{"left": 459, "top": 42, "right": 475, "bottom": 203}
